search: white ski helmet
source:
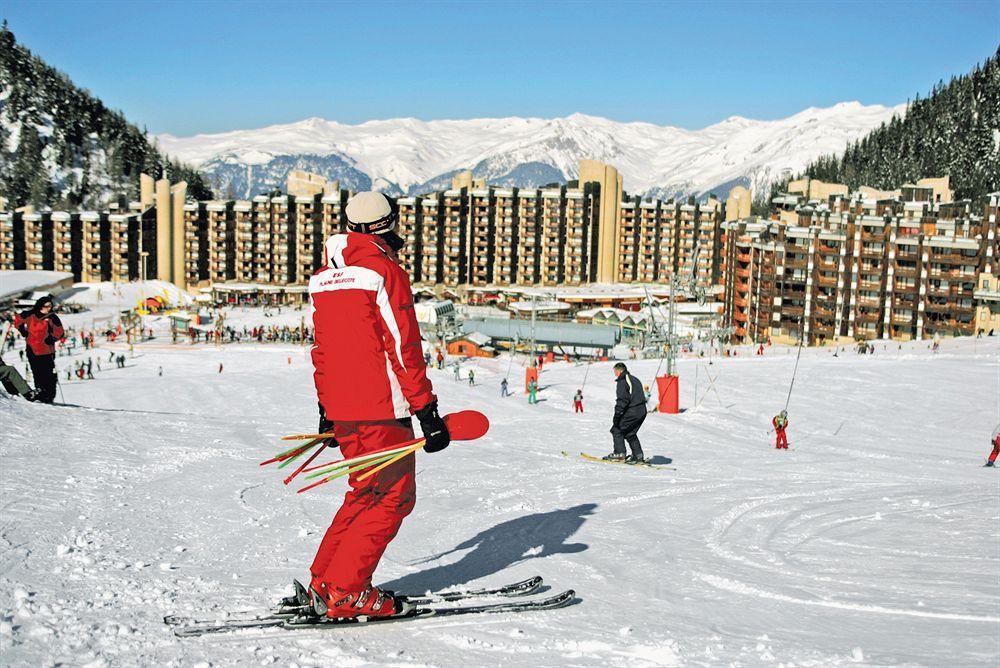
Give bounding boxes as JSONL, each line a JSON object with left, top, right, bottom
{"left": 345, "top": 191, "right": 398, "bottom": 235}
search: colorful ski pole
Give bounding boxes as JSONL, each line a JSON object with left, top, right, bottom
{"left": 276, "top": 440, "right": 323, "bottom": 469}
{"left": 356, "top": 439, "right": 425, "bottom": 482}
{"left": 283, "top": 441, "right": 330, "bottom": 485}
{"left": 301, "top": 435, "right": 427, "bottom": 478}
{"left": 296, "top": 451, "right": 401, "bottom": 494}
{"left": 281, "top": 432, "right": 337, "bottom": 441}
{"left": 260, "top": 438, "right": 321, "bottom": 467}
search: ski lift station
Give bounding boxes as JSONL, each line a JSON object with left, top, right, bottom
{"left": 461, "top": 317, "right": 619, "bottom": 355}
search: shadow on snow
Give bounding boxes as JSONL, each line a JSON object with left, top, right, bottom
{"left": 382, "top": 503, "right": 597, "bottom": 593}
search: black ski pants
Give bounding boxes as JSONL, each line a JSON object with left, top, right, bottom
{"left": 611, "top": 412, "right": 645, "bottom": 457}
{"left": 27, "top": 350, "right": 57, "bottom": 403}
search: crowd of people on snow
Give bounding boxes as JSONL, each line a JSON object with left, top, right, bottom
{"left": 184, "top": 323, "right": 313, "bottom": 345}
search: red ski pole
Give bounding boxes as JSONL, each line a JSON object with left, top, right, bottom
{"left": 283, "top": 440, "right": 330, "bottom": 485}
{"left": 260, "top": 438, "right": 321, "bottom": 467}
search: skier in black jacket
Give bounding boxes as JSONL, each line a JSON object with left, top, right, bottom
{"left": 604, "top": 362, "right": 646, "bottom": 463}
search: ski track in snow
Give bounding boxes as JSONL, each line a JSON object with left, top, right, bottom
{"left": 0, "top": 326, "right": 998, "bottom": 667}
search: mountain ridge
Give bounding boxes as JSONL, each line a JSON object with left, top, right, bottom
{"left": 155, "top": 102, "right": 906, "bottom": 200}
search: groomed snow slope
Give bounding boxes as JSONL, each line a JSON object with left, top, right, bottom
{"left": 1, "top": 336, "right": 997, "bottom": 667}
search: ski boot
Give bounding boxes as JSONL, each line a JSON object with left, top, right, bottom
{"left": 24, "top": 389, "right": 41, "bottom": 402}
{"left": 311, "top": 582, "right": 408, "bottom": 621}
{"left": 624, "top": 454, "right": 646, "bottom": 465}
{"left": 985, "top": 461, "right": 995, "bottom": 468}
{"left": 278, "top": 579, "right": 313, "bottom": 609}
{"left": 602, "top": 452, "right": 626, "bottom": 462}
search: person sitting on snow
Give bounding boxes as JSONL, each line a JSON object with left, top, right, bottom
{"left": 773, "top": 410, "right": 789, "bottom": 450}
{"left": 0, "top": 351, "right": 40, "bottom": 401}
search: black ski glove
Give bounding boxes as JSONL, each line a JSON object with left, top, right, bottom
{"left": 318, "top": 403, "right": 338, "bottom": 448}
{"left": 415, "top": 401, "right": 450, "bottom": 453}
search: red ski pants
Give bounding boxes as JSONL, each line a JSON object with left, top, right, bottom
{"left": 310, "top": 419, "right": 416, "bottom": 591}
{"left": 574, "top": 401, "right": 584, "bottom": 413}
{"left": 775, "top": 429, "right": 788, "bottom": 449}
{"left": 989, "top": 439, "right": 1000, "bottom": 464}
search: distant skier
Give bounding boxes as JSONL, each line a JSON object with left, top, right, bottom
{"left": 573, "top": 389, "right": 584, "bottom": 413}
{"left": 158, "top": 366, "right": 163, "bottom": 377}
{"left": 527, "top": 378, "right": 538, "bottom": 404}
{"left": 436, "top": 351, "right": 444, "bottom": 369}
{"left": 13, "top": 296, "right": 63, "bottom": 403}
{"left": 467, "top": 368, "right": 475, "bottom": 387}
{"left": 306, "top": 191, "right": 449, "bottom": 621}
{"left": 218, "top": 363, "right": 223, "bottom": 373}
{"left": 500, "top": 377, "right": 510, "bottom": 397}
{"left": 453, "top": 364, "right": 461, "bottom": 382}
{"left": 604, "top": 363, "right": 646, "bottom": 463}
{"left": 773, "top": 410, "right": 789, "bottom": 449}
{"left": 985, "top": 424, "right": 1000, "bottom": 467}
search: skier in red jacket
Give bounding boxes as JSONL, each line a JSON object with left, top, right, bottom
{"left": 14, "top": 295, "right": 63, "bottom": 403}
{"left": 985, "top": 424, "right": 1000, "bottom": 467}
{"left": 307, "top": 191, "right": 450, "bottom": 621}
{"left": 772, "top": 410, "right": 789, "bottom": 449}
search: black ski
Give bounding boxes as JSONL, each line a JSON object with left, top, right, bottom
{"left": 172, "top": 589, "right": 575, "bottom": 637}
{"left": 165, "top": 575, "right": 543, "bottom": 628}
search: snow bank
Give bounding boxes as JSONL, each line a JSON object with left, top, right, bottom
{"left": 62, "top": 280, "right": 194, "bottom": 309}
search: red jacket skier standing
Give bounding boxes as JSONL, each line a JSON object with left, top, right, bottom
{"left": 14, "top": 295, "right": 63, "bottom": 403}
{"left": 307, "top": 191, "right": 450, "bottom": 620}
{"left": 772, "top": 410, "right": 789, "bottom": 450}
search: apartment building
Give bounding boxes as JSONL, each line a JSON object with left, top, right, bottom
{"left": 515, "top": 189, "right": 541, "bottom": 285}
{"left": 0, "top": 211, "right": 15, "bottom": 270}
{"left": 493, "top": 189, "right": 518, "bottom": 285}
{"left": 418, "top": 195, "right": 443, "bottom": 285}
{"left": 441, "top": 189, "right": 467, "bottom": 286}
{"left": 722, "top": 190, "right": 995, "bottom": 344}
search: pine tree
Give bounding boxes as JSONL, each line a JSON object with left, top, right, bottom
{"left": 0, "top": 23, "right": 215, "bottom": 207}
{"left": 786, "top": 47, "right": 1000, "bottom": 207}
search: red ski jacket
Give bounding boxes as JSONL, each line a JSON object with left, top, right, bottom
{"left": 309, "top": 233, "right": 435, "bottom": 421}
{"left": 14, "top": 310, "right": 64, "bottom": 356}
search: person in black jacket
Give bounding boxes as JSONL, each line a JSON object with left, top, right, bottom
{"left": 605, "top": 362, "right": 646, "bottom": 463}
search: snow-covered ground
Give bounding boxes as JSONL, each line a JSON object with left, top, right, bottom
{"left": 60, "top": 280, "right": 194, "bottom": 311}
{"left": 1, "top": 333, "right": 997, "bottom": 667}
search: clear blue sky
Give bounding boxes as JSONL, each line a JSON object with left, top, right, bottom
{"left": 3, "top": 0, "right": 998, "bottom": 136}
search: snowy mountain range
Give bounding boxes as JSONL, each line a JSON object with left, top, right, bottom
{"left": 155, "top": 102, "right": 906, "bottom": 201}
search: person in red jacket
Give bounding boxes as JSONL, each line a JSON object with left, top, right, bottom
{"left": 14, "top": 295, "right": 63, "bottom": 403}
{"left": 772, "top": 410, "right": 789, "bottom": 450}
{"left": 307, "top": 191, "right": 450, "bottom": 621}
{"left": 985, "top": 424, "right": 1000, "bottom": 467}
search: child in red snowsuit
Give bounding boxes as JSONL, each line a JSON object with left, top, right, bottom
{"left": 986, "top": 424, "right": 1000, "bottom": 467}
{"left": 573, "top": 389, "right": 584, "bottom": 413}
{"left": 773, "top": 411, "right": 789, "bottom": 449}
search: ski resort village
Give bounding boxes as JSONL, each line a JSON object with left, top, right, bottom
{"left": 1, "top": 5, "right": 999, "bottom": 668}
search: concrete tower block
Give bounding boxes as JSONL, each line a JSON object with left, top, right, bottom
{"left": 171, "top": 182, "right": 187, "bottom": 289}
{"left": 140, "top": 174, "right": 156, "bottom": 209}
{"left": 155, "top": 179, "right": 171, "bottom": 281}
{"left": 579, "top": 158, "right": 623, "bottom": 283}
